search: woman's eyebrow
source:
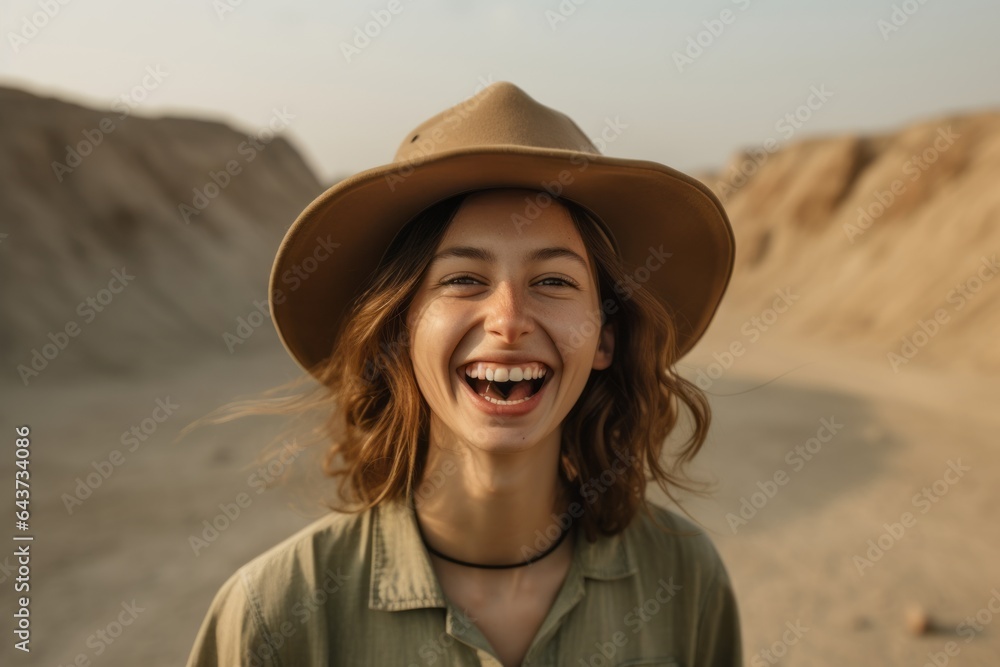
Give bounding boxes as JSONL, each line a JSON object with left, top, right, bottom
{"left": 431, "top": 245, "right": 589, "bottom": 272}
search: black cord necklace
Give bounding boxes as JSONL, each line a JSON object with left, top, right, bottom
{"left": 415, "top": 513, "right": 574, "bottom": 569}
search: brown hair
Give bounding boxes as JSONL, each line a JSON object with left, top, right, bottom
{"left": 180, "top": 189, "right": 712, "bottom": 542}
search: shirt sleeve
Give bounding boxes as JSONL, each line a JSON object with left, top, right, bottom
{"left": 694, "top": 562, "right": 743, "bottom": 667}
{"left": 185, "top": 568, "right": 279, "bottom": 667}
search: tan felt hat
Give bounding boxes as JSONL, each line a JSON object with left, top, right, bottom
{"left": 269, "top": 81, "right": 735, "bottom": 378}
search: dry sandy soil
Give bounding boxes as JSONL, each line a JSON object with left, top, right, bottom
{"left": 2, "top": 315, "right": 996, "bottom": 666}
{"left": 676, "top": 310, "right": 1000, "bottom": 666}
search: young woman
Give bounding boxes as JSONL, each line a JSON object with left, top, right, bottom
{"left": 186, "top": 81, "right": 741, "bottom": 666}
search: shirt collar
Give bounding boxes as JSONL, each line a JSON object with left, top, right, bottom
{"left": 368, "top": 499, "right": 636, "bottom": 612}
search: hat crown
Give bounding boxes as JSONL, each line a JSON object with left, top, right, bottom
{"left": 393, "top": 81, "right": 600, "bottom": 163}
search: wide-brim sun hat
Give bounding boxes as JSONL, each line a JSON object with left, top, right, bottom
{"left": 269, "top": 81, "right": 735, "bottom": 379}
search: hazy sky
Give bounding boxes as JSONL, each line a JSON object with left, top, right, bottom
{"left": 3, "top": 0, "right": 998, "bottom": 183}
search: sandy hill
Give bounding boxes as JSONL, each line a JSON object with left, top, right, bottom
{"left": 0, "top": 85, "right": 324, "bottom": 385}
{"left": 695, "top": 110, "right": 1000, "bottom": 375}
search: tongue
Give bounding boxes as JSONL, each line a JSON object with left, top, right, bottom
{"left": 472, "top": 379, "right": 536, "bottom": 401}
{"left": 503, "top": 380, "right": 535, "bottom": 401}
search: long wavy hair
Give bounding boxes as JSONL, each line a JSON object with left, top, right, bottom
{"left": 180, "top": 188, "right": 713, "bottom": 542}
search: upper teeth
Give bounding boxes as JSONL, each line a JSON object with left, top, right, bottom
{"left": 464, "top": 362, "right": 548, "bottom": 382}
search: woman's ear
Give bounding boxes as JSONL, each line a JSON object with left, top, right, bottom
{"left": 592, "top": 321, "right": 615, "bottom": 371}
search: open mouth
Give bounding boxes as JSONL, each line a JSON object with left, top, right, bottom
{"left": 462, "top": 368, "right": 551, "bottom": 405}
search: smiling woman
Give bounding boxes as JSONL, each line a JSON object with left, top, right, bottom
{"left": 184, "top": 81, "right": 740, "bottom": 667}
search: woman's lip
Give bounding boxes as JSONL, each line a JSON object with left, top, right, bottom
{"left": 455, "top": 368, "right": 552, "bottom": 417}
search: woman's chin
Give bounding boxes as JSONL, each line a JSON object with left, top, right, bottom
{"left": 461, "top": 431, "right": 539, "bottom": 453}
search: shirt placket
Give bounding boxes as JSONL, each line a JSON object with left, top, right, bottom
{"left": 520, "top": 560, "right": 586, "bottom": 666}
{"left": 440, "top": 556, "right": 587, "bottom": 667}
{"left": 444, "top": 604, "right": 503, "bottom": 665}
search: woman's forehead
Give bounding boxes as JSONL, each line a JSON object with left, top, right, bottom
{"left": 441, "top": 189, "right": 584, "bottom": 251}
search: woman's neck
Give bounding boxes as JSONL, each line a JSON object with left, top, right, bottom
{"left": 413, "top": 424, "right": 574, "bottom": 574}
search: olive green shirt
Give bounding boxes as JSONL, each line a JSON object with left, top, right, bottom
{"left": 186, "top": 500, "right": 741, "bottom": 666}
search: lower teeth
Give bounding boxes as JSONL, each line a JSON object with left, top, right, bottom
{"left": 479, "top": 393, "right": 532, "bottom": 405}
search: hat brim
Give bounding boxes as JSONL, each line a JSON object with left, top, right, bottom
{"left": 269, "top": 146, "right": 735, "bottom": 376}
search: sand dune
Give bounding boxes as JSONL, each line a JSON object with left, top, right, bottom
{"left": 696, "top": 111, "right": 1000, "bottom": 375}
{"left": 0, "top": 85, "right": 323, "bottom": 384}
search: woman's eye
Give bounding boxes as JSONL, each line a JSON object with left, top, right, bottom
{"left": 443, "top": 275, "right": 480, "bottom": 286}
{"left": 537, "top": 277, "right": 577, "bottom": 288}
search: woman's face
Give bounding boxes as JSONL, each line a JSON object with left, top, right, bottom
{"left": 406, "top": 189, "right": 614, "bottom": 454}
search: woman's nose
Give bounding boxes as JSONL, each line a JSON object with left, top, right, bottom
{"left": 483, "top": 281, "right": 534, "bottom": 342}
